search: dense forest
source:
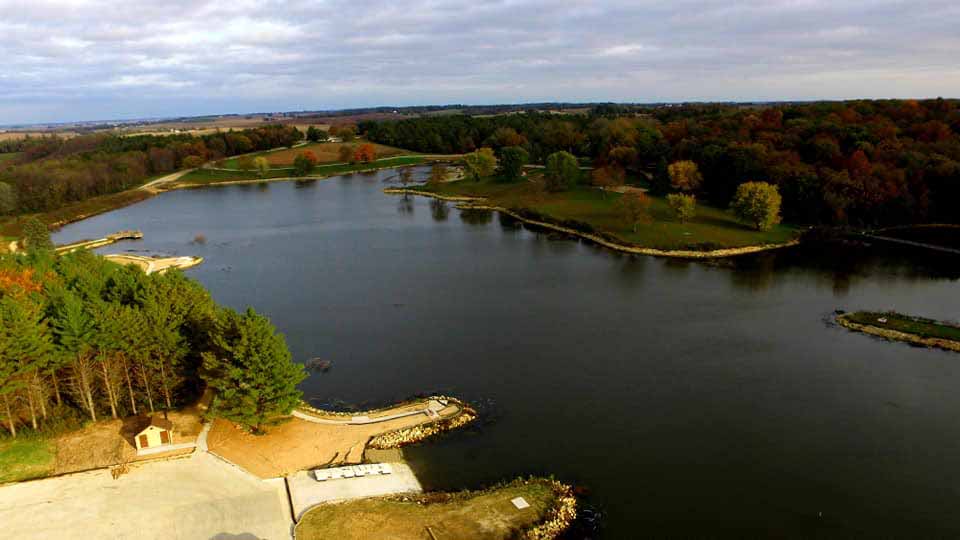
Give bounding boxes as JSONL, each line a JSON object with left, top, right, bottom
{"left": 0, "top": 125, "right": 302, "bottom": 215}
{"left": 362, "top": 100, "right": 960, "bottom": 226}
{"left": 0, "top": 233, "right": 305, "bottom": 437}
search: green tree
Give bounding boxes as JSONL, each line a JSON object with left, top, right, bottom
{"left": 253, "top": 157, "right": 270, "bottom": 178}
{"left": 0, "top": 182, "right": 16, "bottom": 215}
{"left": 731, "top": 181, "right": 783, "bottom": 231}
{"left": 22, "top": 217, "right": 53, "bottom": 253}
{"left": 667, "top": 193, "right": 697, "bottom": 223}
{"left": 463, "top": 148, "right": 497, "bottom": 181}
{"left": 496, "top": 146, "right": 529, "bottom": 182}
{"left": 0, "top": 297, "right": 52, "bottom": 430}
{"left": 52, "top": 293, "right": 98, "bottom": 421}
{"left": 544, "top": 151, "right": 580, "bottom": 191}
{"left": 202, "top": 308, "right": 305, "bottom": 432}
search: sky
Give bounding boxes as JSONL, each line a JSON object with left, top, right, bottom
{"left": 3, "top": 0, "right": 960, "bottom": 124}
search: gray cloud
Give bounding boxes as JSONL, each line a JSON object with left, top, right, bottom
{"left": 2, "top": 0, "right": 959, "bottom": 123}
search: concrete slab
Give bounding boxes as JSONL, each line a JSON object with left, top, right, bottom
{"left": 288, "top": 462, "right": 422, "bottom": 519}
{"left": 0, "top": 453, "right": 291, "bottom": 540}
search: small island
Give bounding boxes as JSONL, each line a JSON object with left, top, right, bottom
{"left": 837, "top": 311, "right": 960, "bottom": 353}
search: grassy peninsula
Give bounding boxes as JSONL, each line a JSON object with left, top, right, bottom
{"left": 406, "top": 174, "right": 797, "bottom": 252}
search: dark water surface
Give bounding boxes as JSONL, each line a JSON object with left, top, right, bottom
{"left": 54, "top": 170, "right": 960, "bottom": 538}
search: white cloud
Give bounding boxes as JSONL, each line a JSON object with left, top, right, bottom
{"left": 1, "top": 0, "right": 958, "bottom": 123}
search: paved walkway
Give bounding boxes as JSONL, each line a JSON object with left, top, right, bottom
{"left": 292, "top": 400, "right": 446, "bottom": 425}
{"left": 287, "top": 463, "right": 422, "bottom": 519}
{"left": 0, "top": 453, "right": 291, "bottom": 540}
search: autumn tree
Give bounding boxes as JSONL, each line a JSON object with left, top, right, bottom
{"left": 202, "top": 308, "right": 306, "bottom": 433}
{"left": 293, "top": 151, "right": 318, "bottom": 176}
{"left": 591, "top": 166, "right": 625, "bottom": 198}
{"left": 237, "top": 156, "right": 255, "bottom": 171}
{"left": 464, "top": 148, "right": 497, "bottom": 181}
{"left": 615, "top": 191, "right": 652, "bottom": 232}
{"left": 668, "top": 160, "right": 703, "bottom": 192}
{"left": 338, "top": 145, "right": 355, "bottom": 163}
{"left": 731, "top": 182, "right": 783, "bottom": 231}
{"left": 667, "top": 193, "right": 697, "bottom": 223}
{"left": 496, "top": 146, "right": 529, "bottom": 182}
{"left": 544, "top": 151, "right": 580, "bottom": 191}
{"left": 354, "top": 143, "right": 376, "bottom": 163}
{"left": 253, "top": 157, "right": 270, "bottom": 178}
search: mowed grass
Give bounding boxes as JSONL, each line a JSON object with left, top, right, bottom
{"left": 180, "top": 156, "right": 426, "bottom": 185}
{"left": 846, "top": 311, "right": 960, "bottom": 342}
{"left": 0, "top": 438, "right": 55, "bottom": 484}
{"left": 0, "top": 152, "right": 21, "bottom": 165}
{"left": 295, "top": 483, "right": 556, "bottom": 540}
{"left": 219, "top": 142, "right": 411, "bottom": 169}
{"left": 422, "top": 178, "right": 797, "bottom": 250}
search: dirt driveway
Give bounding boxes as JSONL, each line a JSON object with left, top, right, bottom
{"left": 0, "top": 453, "right": 291, "bottom": 539}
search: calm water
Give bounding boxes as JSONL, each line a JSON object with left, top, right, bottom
{"left": 54, "top": 170, "right": 960, "bottom": 538}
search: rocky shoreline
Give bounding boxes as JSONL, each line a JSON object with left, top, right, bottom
{"left": 836, "top": 314, "right": 960, "bottom": 353}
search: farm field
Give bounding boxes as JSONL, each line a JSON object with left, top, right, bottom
{"left": 219, "top": 141, "right": 412, "bottom": 168}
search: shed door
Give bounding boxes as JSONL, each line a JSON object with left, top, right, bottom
{"left": 139, "top": 434, "right": 149, "bottom": 448}
{"left": 159, "top": 430, "right": 170, "bottom": 444}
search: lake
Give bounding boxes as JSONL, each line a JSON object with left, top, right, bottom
{"left": 54, "top": 169, "right": 960, "bottom": 538}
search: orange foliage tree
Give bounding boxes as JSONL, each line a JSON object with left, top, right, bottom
{"left": 354, "top": 144, "right": 376, "bottom": 163}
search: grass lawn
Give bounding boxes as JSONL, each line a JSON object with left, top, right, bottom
{"left": 180, "top": 156, "right": 427, "bottom": 186}
{"left": 219, "top": 141, "right": 411, "bottom": 169}
{"left": 845, "top": 311, "right": 960, "bottom": 342}
{"left": 420, "top": 178, "right": 797, "bottom": 251}
{"left": 0, "top": 438, "right": 55, "bottom": 484}
{"left": 295, "top": 482, "right": 557, "bottom": 540}
{"left": 0, "top": 152, "right": 21, "bottom": 165}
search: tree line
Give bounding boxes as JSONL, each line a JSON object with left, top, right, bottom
{"left": 0, "top": 125, "right": 303, "bottom": 215}
{"left": 362, "top": 99, "right": 960, "bottom": 227}
{"left": 0, "top": 233, "right": 305, "bottom": 436}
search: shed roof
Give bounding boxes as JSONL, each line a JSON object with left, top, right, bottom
{"left": 140, "top": 416, "right": 174, "bottom": 432}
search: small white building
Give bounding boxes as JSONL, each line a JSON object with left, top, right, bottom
{"left": 134, "top": 416, "right": 175, "bottom": 450}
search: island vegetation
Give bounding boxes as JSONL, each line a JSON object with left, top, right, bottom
{"left": 837, "top": 311, "right": 960, "bottom": 352}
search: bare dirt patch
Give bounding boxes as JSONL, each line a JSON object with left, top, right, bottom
{"left": 207, "top": 403, "right": 462, "bottom": 478}
{"left": 52, "top": 407, "right": 203, "bottom": 475}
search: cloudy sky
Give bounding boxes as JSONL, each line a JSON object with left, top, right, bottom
{"left": 3, "top": 0, "right": 959, "bottom": 124}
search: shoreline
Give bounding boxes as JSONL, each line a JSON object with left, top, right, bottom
{"left": 385, "top": 187, "right": 801, "bottom": 259}
{"left": 836, "top": 313, "right": 960, "bottom": 353}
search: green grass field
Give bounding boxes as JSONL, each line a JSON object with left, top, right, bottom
{"left": 420, "top": 178, "right": 797, "bottom": 251}
{"left": 180, "top": 156, "right": 427, "bottom": 185}
{"left": 0, "top": 437, "right": 55, "bottom": 484}
{"left": 0, "top": 152, "right": 21, "bottom": 165}
{"left": 295, "top": 482, "right": 556, "bottom": 540}
{"left": 845, "top": 312, "right": 960, "bottom": 342}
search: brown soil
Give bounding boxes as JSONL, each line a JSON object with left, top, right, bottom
{"left": 52, "top": 407, "right": 203, "bottom": 475}
{"left": 207, "top": 404, "right": 461, "bottom": 478}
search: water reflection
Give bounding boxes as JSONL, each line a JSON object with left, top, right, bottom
{"left": 459, "top": 208, "right": 493, "bottom": 226}
{"left": 430, "top": 199, "right": 450, "bottom": 222}
{"left": 396, "top": 194, "right": 414, "bottom": 215}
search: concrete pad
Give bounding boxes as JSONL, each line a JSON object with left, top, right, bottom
{"left": 288, "top": 462, "right": 422, "bottom": 519}
{"left": 0, "top": 453, "right": 291, "bottom": 540}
